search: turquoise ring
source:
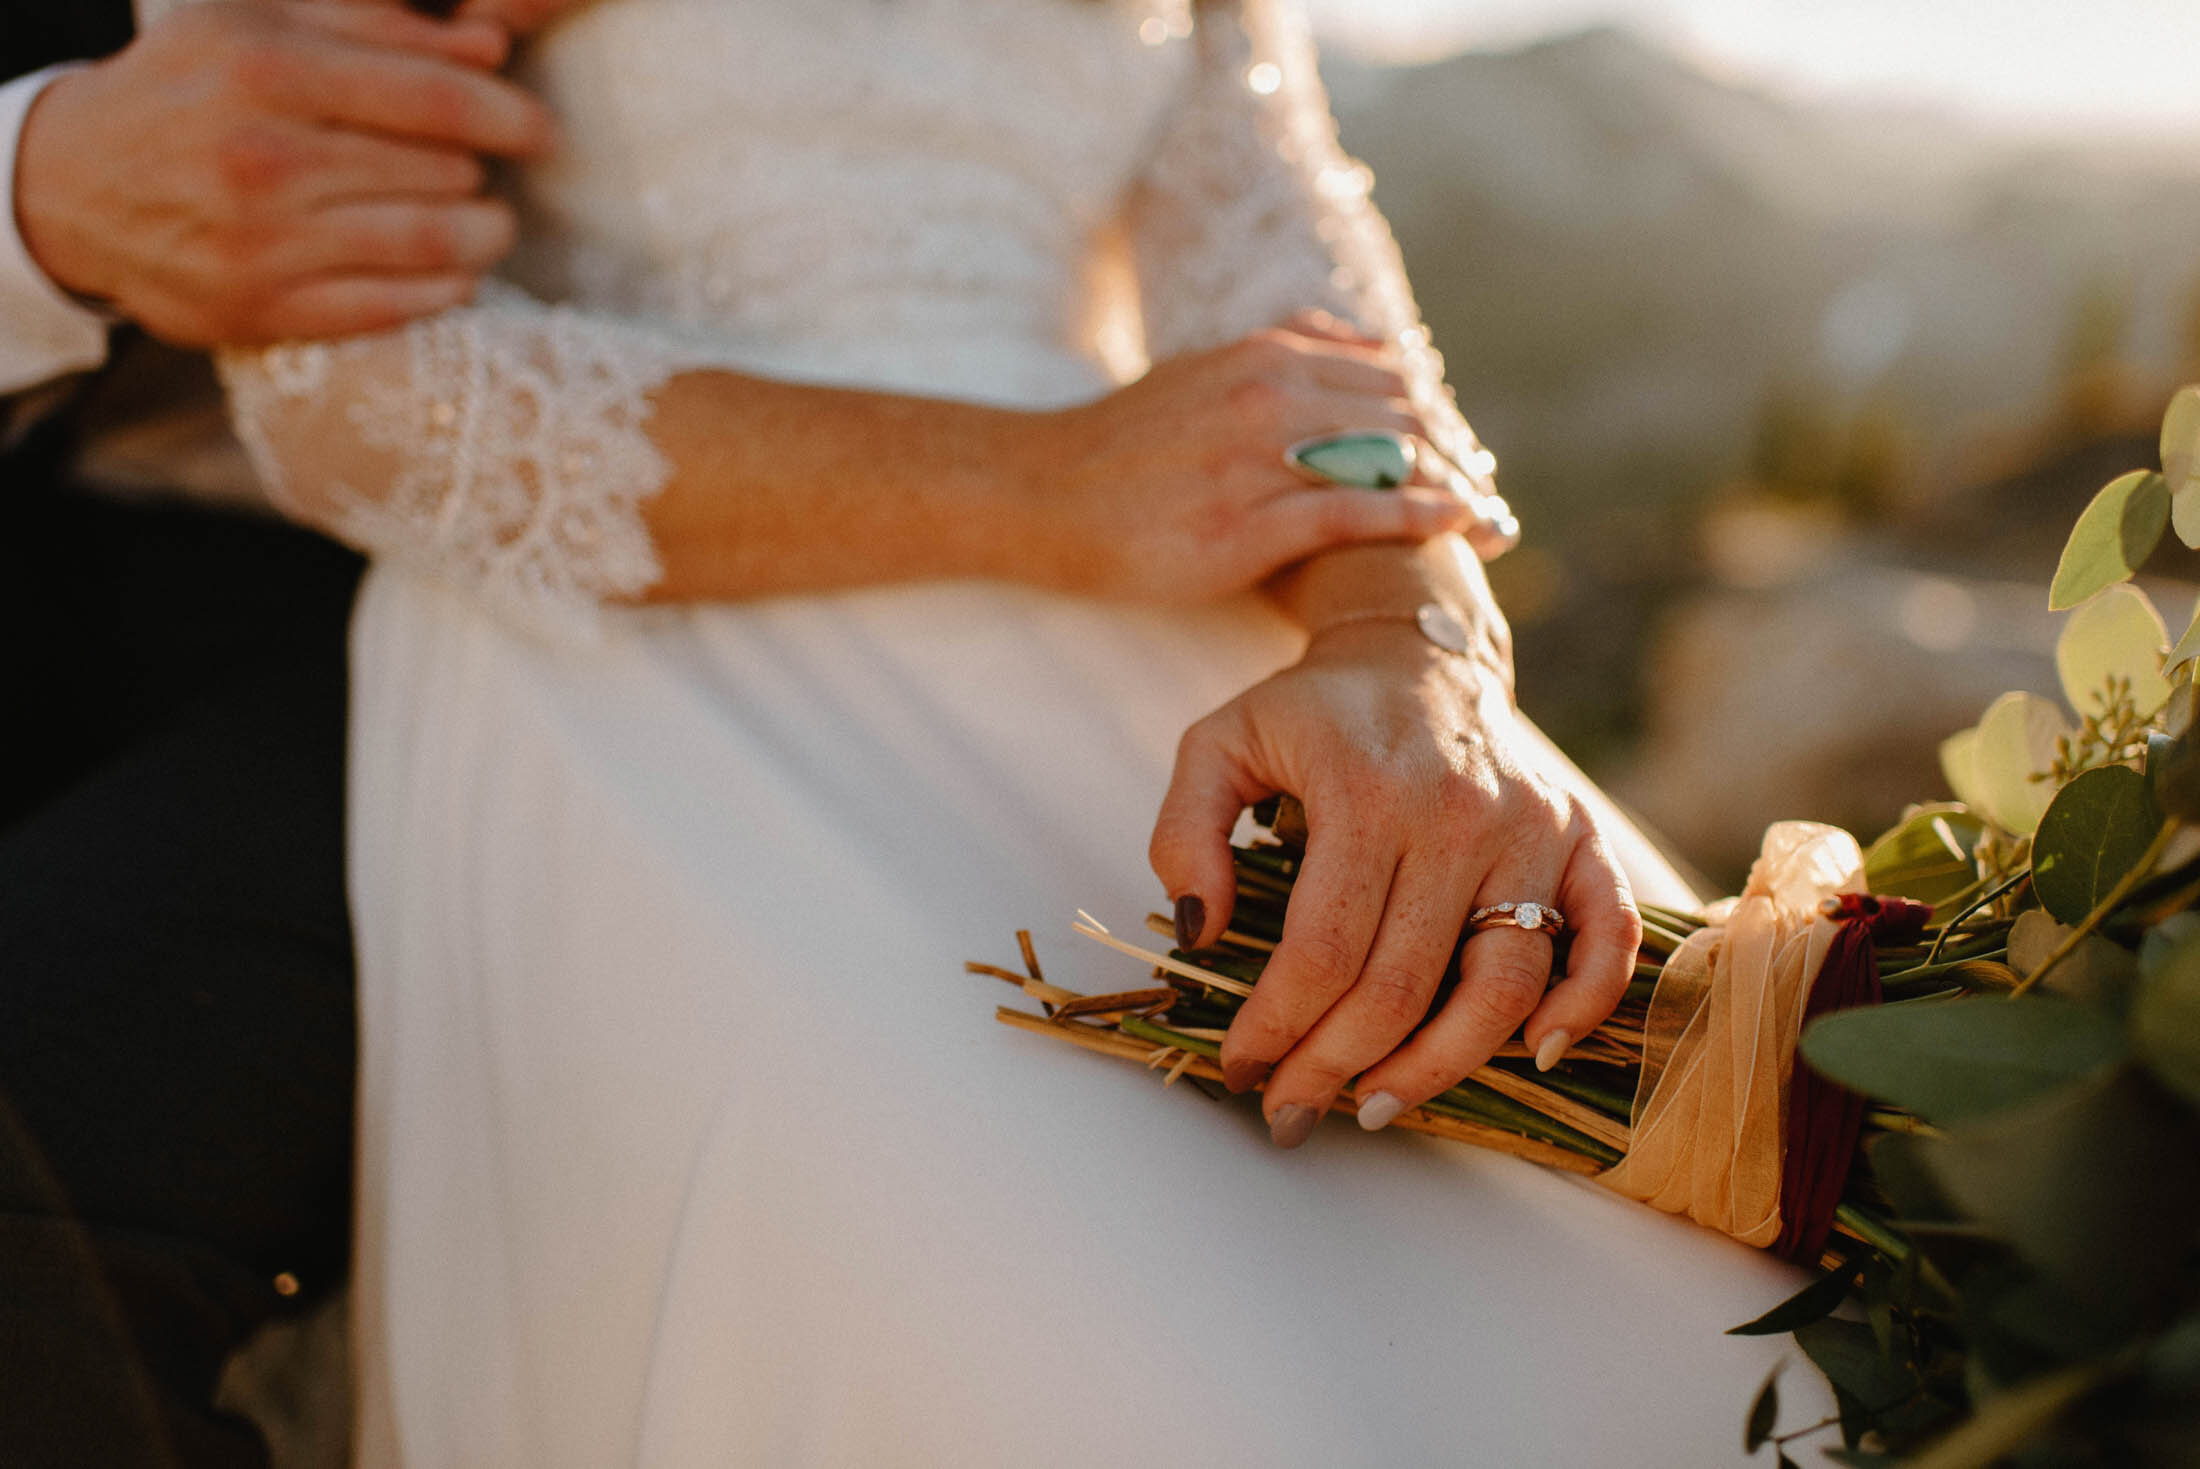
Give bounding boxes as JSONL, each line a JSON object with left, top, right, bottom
{"left": 1283, "top": 431, "right": 1417, "bottom": 489}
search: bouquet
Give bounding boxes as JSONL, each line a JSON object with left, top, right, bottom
{"left": 970, "top": 390, "right": 2200, "bottom": 1466}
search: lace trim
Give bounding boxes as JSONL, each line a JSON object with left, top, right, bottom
{"left": 1131, "top": 0, "right": 1504, "bottom": 509}
{"left": 222, "top": 288, "right": 711, "bottom": 639}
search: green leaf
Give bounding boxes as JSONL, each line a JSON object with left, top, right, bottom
{"left": 2169, "top": 598, "right": 2200, "bottom": 672}
{"left": 2133, "top": 916, "right": 2200, "bottom": 1108}
{"left": 2005, "top": 909, "right": 2137, "bottom": 1015}
{"left": 2164, "top": 385, "right": 2200, "bottom": 533}
{"left": 1796, "top": 1317, "right": 1920, "bottom": 1415}
{"left": 1899, "top": 1362, "right": 2106, "bottom": 1469}
{"left": 1863, "top": 805, "right": 1986, "bottom": 906}
{"left": 1728, "top": 1261, "right": 1861, "bottom": 1336}
{"left": 2030, "top": 764, "right": 2164, "bottom": 925}
{"left": 1920, "top": 1065, "right": 2200, "bottom": 1311}
{"left": 1966, "top": 692, "right": 2071, "bottom": 836}
{"left": 2056, "top": 583, "right": 2171, "bottom": 718}
{"left": 1745, "top": 1364, "right": 1781, "bottom": 1452}
{"left": 1938, "top": 726, "right": 1987, "bottom": 812}
{"left": 1800, "top": 995, "right": 2127, "bottom": 1124}
{"left": 2148, "top": 729, "right": 2200, "bottom": 822}
{"left": 2051, "top": 470, "right": 2169, "bottom": 609}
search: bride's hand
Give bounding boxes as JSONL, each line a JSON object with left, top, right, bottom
{"left": 1146, "top": 622, "right": 1643, "bottom": 1147}
{"left": 1018, "top": 322, "right": 1476, "bottom": 602}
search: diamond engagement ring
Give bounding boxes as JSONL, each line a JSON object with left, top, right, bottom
{"left": 1468, "top": 901, "right": 1565, "bottom": 938}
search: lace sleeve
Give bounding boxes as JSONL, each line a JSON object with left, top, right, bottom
{"left": 218, "top": 285, "right": 718, "bottom": 639}
{"left": 1127, "top": 0, "right": 1509, "bottom": 522}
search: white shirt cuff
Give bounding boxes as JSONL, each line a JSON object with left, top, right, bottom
{"left": 0, "top": 64, "right": 111, "bottom": 397}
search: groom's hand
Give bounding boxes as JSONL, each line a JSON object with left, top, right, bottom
{"left": 14, "top": 1, "right": 554, "bottom": 347}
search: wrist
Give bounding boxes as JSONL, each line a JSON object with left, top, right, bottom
{"left": 1302, "top": 600, "right": 1515, "bottom": 701}
{"left": 13, "top": 67, "right": 113, "bottom": 306}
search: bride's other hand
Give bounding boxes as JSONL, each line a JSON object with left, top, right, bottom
{"left": 1148, "top": 614, "right": 1642, "bottom": 1148}
{"left": 1023, "top": 323, "right": 1474, "bottom": 602}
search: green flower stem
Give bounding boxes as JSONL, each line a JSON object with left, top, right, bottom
{"left": 1637, "top": 902, "right": 1704, "bottom": 933}
{"left": 2015, "top": 815, "right": 2187, "bottom": 997}
{"left": 1490, "top": 1059, "right": 1636, "bottom": 1119}
{"left": 1921, "top": 870, "right": 2029, "bottom": 965}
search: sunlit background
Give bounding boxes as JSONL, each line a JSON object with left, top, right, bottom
{"left": 1312, "top": 0, "right": 2200, "bottom": 138}
{"left": 1304, "top": 0, "right": 2200, "bottom": 885}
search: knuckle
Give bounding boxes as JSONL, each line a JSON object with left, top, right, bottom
{"left": 411, "top": 77, "right": 481, "bottom": 140}
{"left": 402, "top": 212, "right": 459, "bottom": 270}
{"left": 214, "top": 125, "right": 294, "bottom": 197}
{"left": 1223, "top": 373, "right": 1284, "bottom": 421}
{"left": 1460, "top": 959, "right": 1547, "bottom": 1030}
{"left": 1281, "top": 931, "right": 1359, "bottom": 995}
{"left": 1353, "top": 960, "right": 1432, "bottom": 1031}
{"left": 219, "top": 35, "right": 292, "bottom": 104}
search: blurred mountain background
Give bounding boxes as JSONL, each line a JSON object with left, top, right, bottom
{"left": 1321, "top": 23, "right": 2200, "bottom": 883}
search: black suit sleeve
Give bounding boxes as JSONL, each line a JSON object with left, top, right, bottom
{"left": 1, "top": 0, "right": 134, "bottom": 82}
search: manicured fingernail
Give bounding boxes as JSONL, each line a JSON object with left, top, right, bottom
{"left": 1222, "top": 1058, "right": 1272, "bottom": 1094}
{"left": 1356, "top": 1091, "right": 1405, "bottom": 1132}
{"left": 1534, "top": 1029, "right": 1572, "bottom": 1073}
{"left": 1268, "top": 1103, "right": 1319, "bottom": 1149}
{"left": 1173, "top": 893, "right": 1205, "bottom": 950}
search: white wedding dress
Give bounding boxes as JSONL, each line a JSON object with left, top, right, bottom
{"left": 192, "top": 0, "right": 1827, "bottom": 1462}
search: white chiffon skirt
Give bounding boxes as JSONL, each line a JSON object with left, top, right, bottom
{"left": 345, "top": 568, "right": 1826, "bottom": 1467}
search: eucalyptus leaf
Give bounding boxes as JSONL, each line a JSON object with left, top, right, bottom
{"left": 2144, "top": 1312, "right": 2200, "bottom": 1393}
{"left": 1967, "top": 692, "right": 2072, "bottom": 836}
{"left": 1800, "top": 995, "right": 2126, "bottom": 1124}
{"left": 1939, "top": 726, "right": 1988, "bottom": 813}
{"left": 2170, "top": 599, "right": 2200, "bottom": 672}
{"left": 1863, "top": 805, "right": 1987, "bottom": 905}
{"left": 1898, "top": 1363, "right": 2107, "bottom": 1469}
{"left": 1919, "top": 1065, "right": 2200, "bottom": 1312}
{"left": 1728, "top": 1262, "right": 1861, "bottom": 1336}
{"left": 2029, "top": 765, "right": 2163, "bottom": 926}
{"left": 2149, "top": 728, "right": 2200, "bottom": 823}
{"left": 1745, "top": 1365, "right": 1780, "bottom": 1452}
{"left": 2055, "top": 583, "right": 2171, "bottom": 719}
{"left": 1796, "top": 1317, "right": 1921, "bottom": 1415}
{"left": 2164, "top": 385, "right": 2200, "bottom": 523}
{"left": 2051, "top": 470, "right": 2169, "bottom": 609}
{"left": 2132, "top": 917, "right": 2200, "bottom": 1108}
{"left": 2005, "top": 910, "right": 2137, "bottom": 1015}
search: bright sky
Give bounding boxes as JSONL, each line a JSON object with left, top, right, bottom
{"left": 1308, "top": 0, "right": 2200, "bottom": 139}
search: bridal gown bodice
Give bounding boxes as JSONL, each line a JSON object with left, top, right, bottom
{"left": 510, "top": 0, "right": 1179, "bottom": 405}
{"left": 175, "top": 1, "right": 1826, "bottom": 1463}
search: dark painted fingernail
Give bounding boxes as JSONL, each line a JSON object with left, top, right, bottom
{"left": 1269, "top": 1103, "right": 1320, "bottom": 1149}
{"left": 1173, "top": 893, "right": 1205, "bottom": 950}
{"left": 1222, "top": 1058, "right": 1272, "bottom": 1094}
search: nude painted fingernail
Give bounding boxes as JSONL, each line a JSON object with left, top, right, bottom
{"left": 1355, "top": 1091, "right": 1405, "bottom": 1132}
{"left": 1173, "top": 893, "right": 1205, "bottom": 950}
{"left": 1534, "top": 1029, "right": 1573, "bottom": 1073}
{"left": 1222, "top": 1058, "right": 1272, "bottom": 1094}
{"left": 1268, "top": 1103, "right": 1319, "bottom": 1149}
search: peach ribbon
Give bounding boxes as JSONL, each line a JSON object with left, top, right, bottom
{"left": 1598, "top": 821, "right": 1864, "bottom": 1247}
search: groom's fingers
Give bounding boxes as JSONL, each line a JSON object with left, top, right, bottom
{"left": 257, "top": 23, "right": 554, "bottom": 158}
{"left": 283, "top": 1, "right": 512, "bottom": 70}
{"left": 255, "top": 271, "right": 478, "bottom": 341}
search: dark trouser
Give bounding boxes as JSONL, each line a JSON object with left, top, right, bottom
{"left": 0, "top": 480, "right": 361, "bottom": 1468}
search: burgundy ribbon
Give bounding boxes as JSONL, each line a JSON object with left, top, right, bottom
{"left": 1772, "top": 892, "right": 1930, "bottom": 1262}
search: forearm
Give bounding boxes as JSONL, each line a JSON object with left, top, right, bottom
{"left": 639, "top": 369, "right": 1043, "bottom": 602}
